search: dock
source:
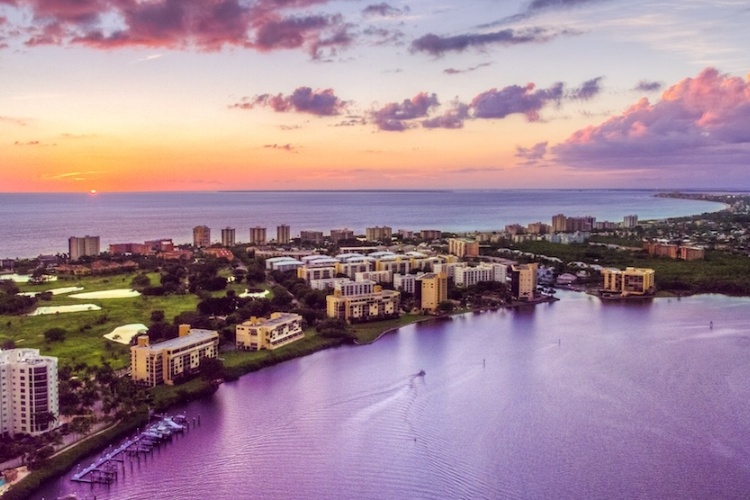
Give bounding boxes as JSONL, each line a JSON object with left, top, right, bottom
{"left": 71, "top": 415, "right": 192, "bottom": 485}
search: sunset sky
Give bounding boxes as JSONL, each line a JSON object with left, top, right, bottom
{"left": 1, "top": 0, "right": 750, "bottom": 192}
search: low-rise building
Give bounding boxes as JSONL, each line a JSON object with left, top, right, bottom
{"left": 454, "top": 263, "right": 507, "bottom": 287}
{"left": 0, "top": 349, "right": 59, "bottom": 437}
{"left": 130, "top": 326, "right": 219, "bottom": 387}
{"left": 601, "top": 267, "right": 655, "bottom": 297}
{"left": 236, "top": 312, "right": 304, "bottom": 351}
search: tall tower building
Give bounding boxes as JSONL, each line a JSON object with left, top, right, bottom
{"left": 277, "top": 224, "right": 291, "bottom": 245}
{"left": 68, "top": 235, "right": 100, "bottom": 261}
{"left": 249, "top": 227, "right": 267, "bottom": 245}
{"left": 221, "top": 227, "right": 236, "bottom": 247}
{"left": 193, "top": 225, "right": 211, "bottom": 248}
{"left": 0, "top": 349, "right": 59, "bottom": 436}
{"left": 551, "top": 214, "right": 567, "bottom": 233}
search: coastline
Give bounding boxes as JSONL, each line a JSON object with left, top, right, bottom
{"left": 2, "top": 191, "right": 745, "bottom": 497}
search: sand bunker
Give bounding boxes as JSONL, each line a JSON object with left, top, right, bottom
{"left": 70, "top": 289, "right": 141, "bottom": 299}
{"left": 19, "top": 286, "right": 84, "bottom": 297}
{"left": 239, "top": 289, "right": 270, "bottom": 298}
{"left": 1, "top": 274, "right": 58, "bottom": 283}
{"left": 104, "top": 324, "right": 148, "bottom": 345}
{"left": 28, "top": 304, "right": 102, "bottom": 316}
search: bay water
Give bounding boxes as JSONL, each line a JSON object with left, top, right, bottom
{"left": 37, "top": 291, "right": 750, "bottom": 499}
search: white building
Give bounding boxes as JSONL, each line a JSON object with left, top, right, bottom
{"left": 355, "top": 270, "right": 392, "bottom": 284}
{"left": 0, "top": 349, "right": 59, "bottom": 437}
{"left": 454, "top": 264, "right": 507, "bottom": 287}
{"left": 394, "top": 273, "right": 419, "bottom": 294}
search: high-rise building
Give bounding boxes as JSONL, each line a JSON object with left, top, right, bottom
{"left": 249, "top": 227, "right": 267, "bottom": 245}
{"left": 420, "top": 230, "right": 442, "bottom": 241}
{"left": 330, "top": 228, "right": 354, "bottom": 243}
{"left": 0, "top": 349, "right": 59, "bottom": 436}
{"left": 510, "top": 263, "right": 538, "bottom": 301}
{"left": 221, "top": 227, "right": 236, "bottom": 247}
{"left": 448, "top": 238, "right": 479, "bottom": 258}
{"left": 418, "top": 272, "right": 448, "bottom": 312}
{"left": 276, "top": 224, "right": 291, "bottom": 244}
{"left": 300, "top": 231, "right": 324, "bottom": 245}
{"left": 623, "top": 215, "right": 639, "bottom": 228}
{"left": 68, "top": 235, "right": 100, "bottom": 261}
{"left": 365, "top": 226, "right": 392, "bottom": 242}
{"left": 193, "top": 225, "right": 211, "bottom": 248}
{"left": 551, "top": 214, "right": 567, "bottom": 233}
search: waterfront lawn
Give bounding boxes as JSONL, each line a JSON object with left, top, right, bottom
{"left": 0, "top": 272, "right": 200, "bottom": 368}
{"left": 351, "top": 314, "right": 424, "bottom": 344}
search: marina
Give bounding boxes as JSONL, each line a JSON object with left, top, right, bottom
{"left": 71, "top": 415, "right": 195, "bottom": 486}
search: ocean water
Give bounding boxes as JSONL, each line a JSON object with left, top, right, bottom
{"left": 0, "top": 190, "right": 724, "bottom": 259}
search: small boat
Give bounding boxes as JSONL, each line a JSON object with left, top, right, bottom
{"left": 417, "top": 369, "right": 426, "bottom": 377}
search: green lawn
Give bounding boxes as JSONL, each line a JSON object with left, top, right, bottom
{"left": 1, "top": 272, "right": 200, "bottom": 368}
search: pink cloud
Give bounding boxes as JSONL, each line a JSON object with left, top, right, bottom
{"left": 553, "top": 68, "right": 750, "bottom": 179}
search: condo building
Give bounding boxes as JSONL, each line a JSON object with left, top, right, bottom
{"left": 0, "top": 349, "right": 59, "bottom": 437}
{"left": 454, "top": 264, "right": 507, "bottom": 288}
{"left": 623, "top": 215, "right": 639, "bottom": 228}
{"left": 249, "top": 227, "right": 267, "bottom": 245}
{"left": 365, "top": 226, "right": 393, "bottom": 242}
{"left": 418, "top": 272, "right": 448, "bottom": 313}
{"left": 448, "top": 238, "right": 480, "bottom": 258}
{"left": 330, "top": 228, "right": 354, "bottom": 243}
{"left": 510, "top": 263, "right": 538, "bottom": 301}
{"left": 68, "top": 235, "right": 100, "bottom": 261}
{"left": 326, "top": 280, "right": 400, "bottom": 322}
{"left": 420, "top": 230, "right": 442, "bottom": 241}
{"left": 193, "top": 225, "right": 211, "bottom": 248}
{"left": 300, "top": 231, "right": 324, "bottom": 246}
{"left": 221, "top": 227, "right": 236, "bottom": 247}
{"left": 130, "top": 326, "right": 219, "bottom": 387}
{"left": 236, "top": 313, "right": 304, "bottom": 351}
{"left": 276, "top": 224, "right": 291, "bottom": 245}
{"left": 601, "top": 267, "right": 655, "bottom": 297}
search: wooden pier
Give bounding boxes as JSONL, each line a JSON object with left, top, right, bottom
{"left": 71, "top": 415, "right": 191, "bottom": 485}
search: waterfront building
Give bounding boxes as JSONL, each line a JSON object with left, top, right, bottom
{"left": 221, "top": 227, "right": 236, "bottom": 247}
{"left": 68, "top": 235, "right": 100, "bottom": 261}
{"left": 236, "top": 313, "right": 304, "bottom": 351}
{"left": 330, "top": 228, "right": 355, "bottom": 244}
{"left": 0, "top": 349, "right": 59, "bottom": 437}
{"left": 300, "top": 231, "right": 324, "bottom": 246}
{"left": 193, "top": 225, "right": 211, "bottom": 248}
{"left": 326, "top": 281, "right": 400, "bottom": 322}
{"left": 454, "top": 264, "right": 508, "bottom": 288}
{"left": 249, "top": 227, "right": 267, "bottom": 245}
{"left": 130, "top": 326, "right": 219, "bottom": 387}
{"left": 510, "top": 263, "right": 538, "bottom": 301}
{"left": 601, "top": 267, "right": 655, "bottom": 297}
{"left": 365, "top": 226, "right": 393, "bottom": 242}
{"left": 448, "top": 238, "right": 479, "bottom": 258}
{"left": 418, "top": 272, "right": 448, "bottom": 313}
{"left": 276, "top": 224, "right": 291, "bottom": 245}
{"left": 420, "top": 230, "right": 442, "bottom": 241}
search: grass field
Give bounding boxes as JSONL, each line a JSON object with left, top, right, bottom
{"left": 1, "top": 272, "right": 200, "bottom": 368}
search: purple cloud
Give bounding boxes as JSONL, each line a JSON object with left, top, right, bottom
{"left": 362, "top": 3, "right": 406, "bottom": 17}
{"left": 371, "top": 92, "right": 439, "bottom": 131}
{"left": 569, "top": 77, "right": 603, "bottom": 100}
{"left": 634, "top": 80, "right": 663, "bottom": 92}
{"left": 443, "top": 62, "right": 492, "bottom": 75}
{"left": 411, "top": 27, "right": 570, "bottom": 56}
{"left": 231, "top": 87, "right": 347, "bottom": 116}
{"left": 471, "top": 82, "right": 564, "bottom": 121}
{"left": 422, "top": 103, "right": 470, "bottom": 129}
